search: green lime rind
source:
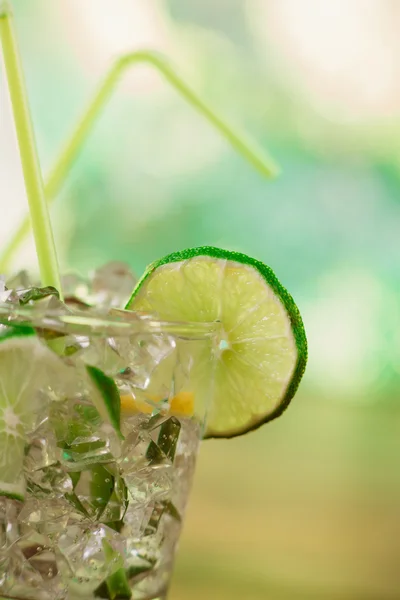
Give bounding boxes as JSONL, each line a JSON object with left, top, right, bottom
{"left": 86, "top": 366, "right": 124, "bottom": 440}
{"left": 0, "top": 324, "right": 36, "bottom": 342}
{"left": 126, "top": 246, "right": 307, "bottom": 438}
{"left": 0, "top": 479, "right": 25, "bottom": 502}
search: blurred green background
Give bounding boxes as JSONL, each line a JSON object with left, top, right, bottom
{"left": 1, "top": 1, "right": 400, "bottom": 598}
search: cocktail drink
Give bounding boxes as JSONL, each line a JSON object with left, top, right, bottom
{"left": 0, "top": 3, "right": 307, "bottom": 600}
{"left": 0, "top": 269, "right": 217, "bottom": 600}
{"left": 0, "top": 251, "right": 307, "bottom": 600}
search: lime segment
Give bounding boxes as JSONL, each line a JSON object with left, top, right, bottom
{"left": 0, "top": 331, "right": 56, "bottom": 499}
{"left": 126, "top": 247, "right": 307, "bottom": 438}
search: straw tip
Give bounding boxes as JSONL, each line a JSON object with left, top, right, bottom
{"left": 269, "top": 164, "right": 282, "bottom": 179}
{"left": 259, "top": 159, "right": 282, "bottom": 180}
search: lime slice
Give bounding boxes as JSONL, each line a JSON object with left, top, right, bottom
{"left": 0, "top": 328, "right": 57, "bottom": 499}
{"left": 86, "top": 366, "right": 124, "bottom": 440}
{"left": 126, "top": 247, "right": 307, "bottom": 438}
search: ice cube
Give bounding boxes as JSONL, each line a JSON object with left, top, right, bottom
{"left": 121, "top": 502, "right": 147, "bottom": 541}
{"left": 0, "top": 546, "right": 51, "bottom": 599}
{"left": 126, "top": 468, "right": 173, "bottom": 508}
{"left": 91, "top": 261, "right": 137, "bottom": 308}
{"left": 4, "top": 530, "right": 70, "bottom": 600}
{"left": 25, "top": 432, "right": 61, "bottom": 472}
{"left": 1, "top": 272, "right": 38, "bottom": 305}
{"left": 18, "top": 498, "right": 70, "bottom": 540}
{"left": 124, "top": 539, "right": 155, "bottom": 583}
{"left": 117, "top": 419, "right": 174, "bottom": 513}
{"left": 124, "top": 451, "right": 173, "bottom": 507}
{"left": 124, "top": 504, "right": 165, "bottom": 572}
{"left": 76, "top": 336, "right": 127, "bottom": 375}
{"left": 119, "top": 422, "right": 172, "bottom": 472}
{"left": 169, "top": 419, "right": 201, "bottom": 514}
{"left": 51, "top": 398, "right": 101, "bottom": 445}
{"left": 57, "top": 407, "right": 121, "bottom": 472}
{"left": 45, "top": 333, "right": 89, "bottom": 360}
{"left": 61, "top": 435, "right": 113, "bottom": 471}
{"left": 58, "top": 523, "right": 125, "bottom": 595}
{"left": 115, "top": 332, "right": 176, "bottom": 392}
{"left": 0, "top": 498, "right": 71, "bottom": 600}
{"left": 27, "top": 296, "right": 70, "bottom": 322}
{"left": 26, "top": 464, "right": 73, "bottom": 499}
{"left": 0, "top": 287, "right": 19, "bottom": 304}
{"left": 119, "top": 429, "right": 153, "bottom": 476}
{"left": 62, "top": 272, "right": 91, "bottom": 306}
{"left": 0, "top": 497, "right": 20, "bottom": 550}
{"left": 6, "top": 270, "right": 32, "bottom": 290}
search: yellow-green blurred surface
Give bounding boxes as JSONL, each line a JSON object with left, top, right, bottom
{"left": 1, "top": 1, "right": 400, "bottom": 598}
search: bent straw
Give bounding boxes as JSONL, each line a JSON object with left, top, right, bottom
{"left": 0, "top": 50, "right": 280, "bottom": 273}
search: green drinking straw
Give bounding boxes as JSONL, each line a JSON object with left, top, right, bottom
{"left": 0, "top": 51, "right": 280, "bottom": 272}
{"left": 0, "top": 10, "right": 280, "bottom": 276}
{"left": 0, "top": 2, "right": 62, "bottom": 294}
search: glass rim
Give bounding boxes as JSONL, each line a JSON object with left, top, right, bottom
{"left": 0, "top": 304, "right": 221, "bottom": 338}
